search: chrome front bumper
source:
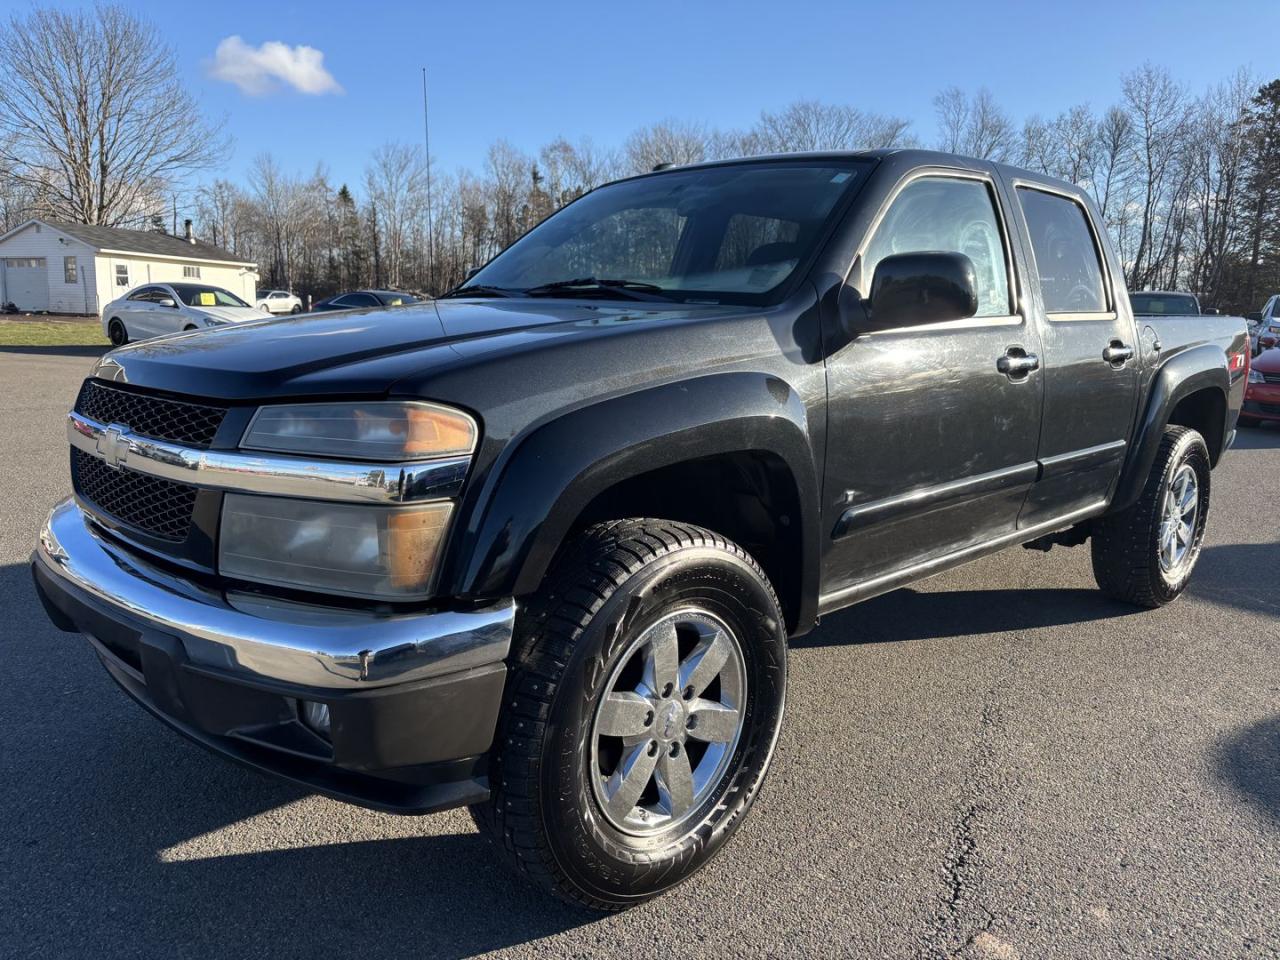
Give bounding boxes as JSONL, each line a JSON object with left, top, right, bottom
{"left": 34, "top": 497, "right": 515, "bottom": 690}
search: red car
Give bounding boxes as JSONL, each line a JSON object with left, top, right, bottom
{"left": 1242, "top": 347, "right": 1280, "bottom": 426}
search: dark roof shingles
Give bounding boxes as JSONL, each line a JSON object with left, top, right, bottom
{"left": 45, "top": 220, "right": 252, "bottom": 265}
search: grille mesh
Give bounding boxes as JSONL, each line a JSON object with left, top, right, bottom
{"left": 75, "top": 380, "right": 226, "bottom": 448}
{"left": 1263, "top": 373, "right": 1280, "bottom": 385}
{"left": 73, "top": 449, "right": 197, "bottom": 541}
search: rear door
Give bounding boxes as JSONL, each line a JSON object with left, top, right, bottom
{"left": 820, "top": 169, "right": 1045, "bottom": 602}
{"left": 1005, "top": 181, "right": 1140, "bottom": 524}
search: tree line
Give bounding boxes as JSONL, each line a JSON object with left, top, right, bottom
{"left": 2, "top": 5, "right": 1278, "bottom": 313}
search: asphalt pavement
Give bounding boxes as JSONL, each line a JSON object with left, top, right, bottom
{"left": 1, "top": 349, "right": 1277, "bottom": 959}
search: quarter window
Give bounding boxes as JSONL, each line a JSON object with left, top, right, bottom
{"left": 115, "top": 264, "right": 130, "bottom": 287}
{"left": 1017, "top": 188, "right": 1108, "bottom": 315}
{"left": 64, "top": 256, "right": 77, "bottom": 284}
{"left": 183, "top": 265, "right": 201, "bottom": 279}
{"left": 863, "top": 177, "right": 1012, "bottom": 318}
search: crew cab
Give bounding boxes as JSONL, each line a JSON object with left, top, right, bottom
{"left": 32, "top": 151, "right": 1248, "bottom": 911}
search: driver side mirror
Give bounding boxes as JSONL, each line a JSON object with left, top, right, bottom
{"left": 464, "top": 267, "right": 480, "bottom": 281}
{"left": 1247, "top": 311, "right": 1263, "bottom": 322}
{"left": 860, "top": 252, "right": 978, "bottom": 333}
{"left": 158, "top": 297, "right": 177, "bottom": 308}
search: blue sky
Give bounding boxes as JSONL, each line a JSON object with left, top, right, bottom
{"left": 33, "top": 0, "right": 1280, "bottom": 190}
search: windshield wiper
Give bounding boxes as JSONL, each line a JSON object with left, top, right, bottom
{"left": 440, "top": 284, "right": 521, "bottom": 299}
{"left": 523, "top": 277, "right": 671, "bottom": 301}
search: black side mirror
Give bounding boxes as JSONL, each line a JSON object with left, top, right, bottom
{"left": 863, "top": 252, "right": 978, "bottom": 332}
{"left": 1247, "top": 311, "right": 1263, "bottom": 322}
{"left": 464, "top": 267, "right": 480, "bottom": 281}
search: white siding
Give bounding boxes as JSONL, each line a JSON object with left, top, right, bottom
{"left": 0, "top": 222, "right": 97, "bottom": 313}
{"left": 96, "top": 253, "right": 259, "bottom": 314}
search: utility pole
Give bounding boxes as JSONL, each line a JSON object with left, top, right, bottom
{"left": 422, "top": 67, "right": 436, "bottom": 295}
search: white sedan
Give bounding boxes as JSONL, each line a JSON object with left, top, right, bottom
{"left": 256, "top": 289, "right": 303, "bottom": 314}
{"left": 103, "top": 283, "right": 270, "bottom": 345}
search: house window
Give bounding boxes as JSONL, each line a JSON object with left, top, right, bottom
{"left": 3, "top": 257, "right": 45, "bottom": 268}
{"left": 115, "top": 264, "right": 130, "bottom": 287}
{"left": 183, "top": 265, "right": 201, "bottom": 279}
{"left": 64, "top": 256, "right": 77, "bottom": 284}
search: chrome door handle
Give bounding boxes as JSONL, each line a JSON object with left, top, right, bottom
{"left": 997, "top": 349, "right": 1040, "bottom": 378}
{"left": 1103, "top": 342, "right": 1134, "bottom": 364}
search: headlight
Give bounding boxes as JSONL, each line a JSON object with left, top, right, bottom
{"left": 220, "top": 494, "right": 452, "bottom": 599}
{"left": 1250, "top": 368, "right": 1265, "bottom": 383}
{"left": 242, "top": 401, "right": 476, "bottom": 461}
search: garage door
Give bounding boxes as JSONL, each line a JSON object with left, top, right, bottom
{"left": 3, "top": 258, "right": 48, "bottom": 311}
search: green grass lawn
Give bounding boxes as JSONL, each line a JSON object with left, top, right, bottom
{"left": 0, "top": 320, "right": 108, "bottom": 347}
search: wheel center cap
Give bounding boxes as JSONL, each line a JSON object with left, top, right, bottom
{"left": 659, "top": 700, "right": 684, "bottom": 740}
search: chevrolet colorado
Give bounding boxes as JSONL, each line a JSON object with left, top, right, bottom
{"left": 32, "top": 150, "right": 1248, "bottom": 910}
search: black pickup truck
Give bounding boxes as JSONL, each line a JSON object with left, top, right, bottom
{"left": 33, "top": 150, "right": 1248, "bottom": 910}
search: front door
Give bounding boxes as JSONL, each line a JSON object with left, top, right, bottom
{"left": 821, "top": 171, "right": 1044, "bottom": 605}
{"left": 1006, "top": 183, "right": 1139, "bottom": 524}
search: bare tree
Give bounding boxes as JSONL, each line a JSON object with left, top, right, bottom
{"left": 0, "top": 3, "right": 225, "bottom": 226}
{"left": 1122, "top": 64, "right": 1189, "bottom": 288}
{"left": 934, "top": 87, "right": 1015, "bottom": 160}
{"left": 749, "top": 100, "right": 915, "bottom": 153}
{"left": 623, "top": 120, "right": 712, "bottom": 174}
{"left": 364, "top": 143, "right": 427, "bottom": 289}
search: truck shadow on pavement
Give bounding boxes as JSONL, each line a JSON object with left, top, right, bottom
{"left": 795, "top": 586, "right": 1142, "bottom": 647}
{"left": 1215, "top": 716, "right": 1280, "bottom": 828}
{"left": 1, "top": 562, "right": 593, "bottom": 957}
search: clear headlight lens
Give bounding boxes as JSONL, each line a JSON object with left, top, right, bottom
{"left": 1249, "top": 368, "right": 1265, "bottom": 383}
{"left": 242, "top": 401, "right": 477, "bottom": 461}
{"left": 219, "top": 494, "right": 452, "bottom": 600}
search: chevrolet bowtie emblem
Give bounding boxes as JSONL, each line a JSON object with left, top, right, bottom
{"left": 96, "top": 424, "right": 129, "bottom": 469}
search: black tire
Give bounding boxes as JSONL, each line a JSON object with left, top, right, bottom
{"left": 471, "top": 519, "right": 787, "bottom": 911}
{"left": 107, "top": 318, "right": 128, "bottom": 346}
{"left": 1091, "top": 426, "right": 1210, "bottom": 607}
{"left": 291, "top": 304, "right": 302, "bottom": 314}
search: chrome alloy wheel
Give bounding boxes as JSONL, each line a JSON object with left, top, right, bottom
{"left": 1159, "top": 463, "right": 1199, "bottom": 574}
{"left": 589, "top": 609, "right": 748, "bottom": 836}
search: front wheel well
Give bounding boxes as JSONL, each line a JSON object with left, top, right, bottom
{"left": 1167, "top": 387, "right": 1227, "bottom": 465}
{"left": 565, "top": 451, "right": 804, "bottom": 633}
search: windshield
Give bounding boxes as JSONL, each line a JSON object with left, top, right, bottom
{"left": 171, "top": 283, "right": 250, "bottom": 308}
{"left": 466, "top": 159, "right": 871, "bottom": 305}
{"left": 1130, "top": 293, "right": 1198, "bottom": 316}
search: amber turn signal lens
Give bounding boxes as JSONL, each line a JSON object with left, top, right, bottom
{"left": 243, "top": 401, "right": 477, "bottom": 461}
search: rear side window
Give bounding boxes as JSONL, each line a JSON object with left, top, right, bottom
{"left": 863, "top": 176, "right": 1012, "bottom": 318}
{"left": 1018, "top": 188, "right": 1108, "bottom": 315}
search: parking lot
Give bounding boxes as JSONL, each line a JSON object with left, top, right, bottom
{"left": 1, "top": 348, "right": 1277, "bottom": 959}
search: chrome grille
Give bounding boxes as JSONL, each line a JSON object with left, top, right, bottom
{"left": 1262, "top": 372, "right": 1280, "bottom": 385}
{"left": 72, "top": 448, "right": 197, "bottom": 541}
{"left": 75, "top": 380, "right": 227, "bottom": 448}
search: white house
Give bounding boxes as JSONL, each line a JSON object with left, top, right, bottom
{"left": 0, "top": 218, "right": 258, "bottom": 316}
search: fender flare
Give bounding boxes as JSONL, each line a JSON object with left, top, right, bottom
{"left": 1111, "top": 343, "right": 1229, "bottom": 512}
{"left": 443, "top": 372, "right": 822, "bottom": 630}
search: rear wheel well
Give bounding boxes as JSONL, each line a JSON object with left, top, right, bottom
{"left": 566, "top": 451, "right": 804, "bottom": 633}
{"left": 1167, "top": 388, "right": 1226, "bottom": 465}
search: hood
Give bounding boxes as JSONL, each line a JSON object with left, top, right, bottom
{"left": 192, "top": 305, "right": 270, "bottom": 323}
{"left": 1253, "top": 346, "right": 1280, "bottom": 372}
{"left": 88, "top": 298, "right": 745, "bottom": 401}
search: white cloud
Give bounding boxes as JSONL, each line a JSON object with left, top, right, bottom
{"left": 209, "top": 36, "right": 343, "bottom": 96}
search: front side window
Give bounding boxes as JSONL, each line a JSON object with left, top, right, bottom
{"left": 169, "top": 283, "right": 249, "bottom": 308}
{"left": 1017, "top": 188, "right": 1108, "bottom": 315}
{"left": 63, "top": 256, "right": 77, "bottom": 284}
{"left": 467, "top": 160, "right": 870, "bottom": 306}
{"left": 862, "top": 176, "right": 1012, "bottom": 318}
{"left": 183, "top": 265, "right": 201, "bottom": 279}
{"left": 115, "top": 264, "right": 129, "bottom": 287}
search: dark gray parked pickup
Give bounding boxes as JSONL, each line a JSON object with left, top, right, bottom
{"left": 32, "top": 150, "right": 1249, "bottom": 910}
